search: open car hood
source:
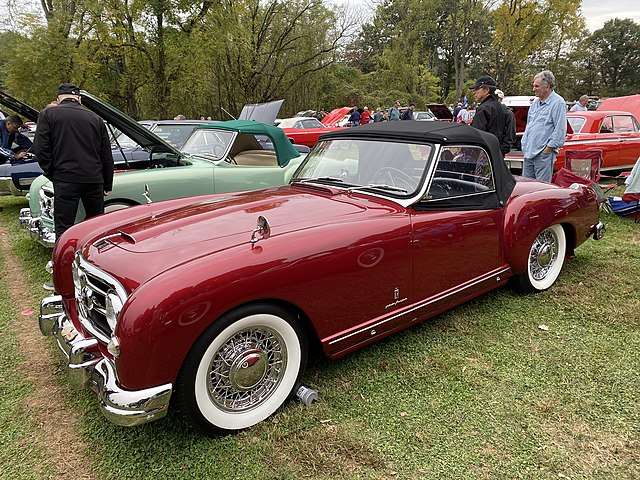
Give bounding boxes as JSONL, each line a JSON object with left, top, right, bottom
{"left": 80, "top": 91, "right": 182, "bottom": 155}
{"left": 597, "top": 94, "right": 640, "bottom": 119}
{"left": 0, "top": 91, "right": 40, "bottom": 122}
{"left": 426, "top": 104, "right": 453, "bottom": 121}
{"left": 239, "top": 100, "right": 284, "bottom": 125}
{"left": 321, "top": 107, "right": 353, "bottom": 126}
{"left": 507, "top": 104, "right": 573, "bottom": 135}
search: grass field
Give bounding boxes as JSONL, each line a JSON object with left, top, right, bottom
{"left": 0, "top": 193, "right": 638, "bottom": 480}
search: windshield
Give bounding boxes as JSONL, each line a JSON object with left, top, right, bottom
{"left": 111, "top": 122, "right": 153, "bottom": 148}
{"left": 293, "top": 139, "right": 432, "bottom": 196}
{"left": 181, "top": 129, "right": 235, "bottom": 159}
{"left": 152, "top": 124, "right": 203, "bottom": 148}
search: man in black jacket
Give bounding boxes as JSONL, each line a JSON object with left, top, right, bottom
{"left": 495, "top": 89, "right": 516, "bottom": 156}
{"left": 469, "top": 76, "right": 509, "bottom": 156}
{"left": 33, "top": 83, "right": 114, "bottom": 241}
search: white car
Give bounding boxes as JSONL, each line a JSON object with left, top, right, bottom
{"left": 276, "top": 117, "right": 324, "bottom": 129}
{"left": 414, "top": 111, "right": 436, "bottom": 121}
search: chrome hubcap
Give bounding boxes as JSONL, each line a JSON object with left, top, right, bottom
{"left": 530, "top": 229, "right": 557, "bottom": 280}
{"left": 207, "top": 327, "right": 286, "bottom": 412}
{"left": 229, "top": 349, "right": 267, "bottom": 391}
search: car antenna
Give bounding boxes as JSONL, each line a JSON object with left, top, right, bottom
{"left": 221, "top": 107, "right": 236, "bottom": 120}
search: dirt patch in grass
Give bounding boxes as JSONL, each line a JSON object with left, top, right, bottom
{"left": 0, "top": 229, "right": 96, "bottom": 479}
{"left": 539, "top": 419, "right": 639, "bottom": 478}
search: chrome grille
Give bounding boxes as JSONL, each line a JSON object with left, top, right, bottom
{"left": 39, "top": 185, "right": 54, "bottom": 222}
{"left": 73, "top": 253, "right": 128, "bottom": 343}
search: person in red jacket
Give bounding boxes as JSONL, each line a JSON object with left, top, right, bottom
{"left": 360, "top": 107, "right": 371, "bottom": 125}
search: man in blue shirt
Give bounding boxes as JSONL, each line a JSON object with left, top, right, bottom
{"left": 387, "top": 101, "right": 401, "bottom": 121}
{"left": 521, "top": 70, "right": 566, "bottom": 182}
{"left": 0, "top": 115, "right": 33, "bottom": 162}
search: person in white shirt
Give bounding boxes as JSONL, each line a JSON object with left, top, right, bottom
{"left": 570, "top": 95, "right": 589, "bottom": 111}
{"left": 457, "top": 106, "right": 469, "bottom": 123}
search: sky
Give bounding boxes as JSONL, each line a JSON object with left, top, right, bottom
{"left": 3, "top": 0, "right": 640, "bottom": 33}
{"left": 581, "top": 0, "right": 640, "bottom": 31}
{"left": 333, "top": 0, "right": 640, "bottom": 33}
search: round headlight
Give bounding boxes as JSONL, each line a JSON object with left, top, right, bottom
{"left": 105, "top": 291, "right": 123, "bottom": 331}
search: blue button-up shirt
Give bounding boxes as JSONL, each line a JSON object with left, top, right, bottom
{"left": 522, "top": 90, "right": 567, "bottom": 159}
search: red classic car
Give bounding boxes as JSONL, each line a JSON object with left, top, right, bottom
{"left": 278, "top": 116, "right": 344, "bottom": 147}
{"left": 504, "top": 96, "right": 640, "bottom": 174}
{"left": 39, "top": 121, "right": 604, "bottom": 434}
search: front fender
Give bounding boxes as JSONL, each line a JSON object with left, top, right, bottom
{"left": 112, "top": 240, "right": 305, "bottom": 391}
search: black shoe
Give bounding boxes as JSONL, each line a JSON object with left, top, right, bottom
{"left": 43, "top": 281, "right": 55, "bottom": 291}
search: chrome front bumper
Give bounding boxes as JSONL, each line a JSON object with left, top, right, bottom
{"left": 40, "top": 296, "right": 172, "bottom": 427}
{"left": 18, "top": 208, "right": 56, "bottom": 248}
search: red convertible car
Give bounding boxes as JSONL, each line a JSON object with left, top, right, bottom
{"left": 505, "top": 97, "right": 640, "bottom": 174}
{"left": 39, "top": 121, "right": 604, "bottom": 434}
{"left": 278, "top": 116, "right": 344, "bottom": 147}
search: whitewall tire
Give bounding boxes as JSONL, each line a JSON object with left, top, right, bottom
{"left": 514, "top": 224, "right": 566, "bottom": 293}
{"left": 176, "top": 304, "right": 307, "bottom": 434}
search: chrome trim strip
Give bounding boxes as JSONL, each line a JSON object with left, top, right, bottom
{"left": 564, "top": 137, "right": 631, "bottom": 146}
{"left": 328, "top": 266, "right": 511, "bottom": 346}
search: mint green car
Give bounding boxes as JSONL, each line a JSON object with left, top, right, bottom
{"left": 19, "top": 92, "right": 305, "bottom": 247}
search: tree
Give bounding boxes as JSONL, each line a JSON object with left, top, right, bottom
{"left": 588, "top": 18, "right": 640, "bottom": 96}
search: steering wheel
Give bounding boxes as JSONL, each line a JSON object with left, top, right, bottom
{"left": 212, "top": 144, "right": 225, "bottom": 158}
{"left": 428, "top": 178, "right": 451, "bottom": 198}
{"left": 373, "top": 167, "right": 418, "bottom": 191}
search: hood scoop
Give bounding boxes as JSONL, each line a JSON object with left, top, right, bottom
{"left": 93, "top": 231, "right": 136, "bottom": 250}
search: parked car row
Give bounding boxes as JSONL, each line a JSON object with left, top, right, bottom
{"left": 18, "top": 91, "right": 306, "bottom": 247}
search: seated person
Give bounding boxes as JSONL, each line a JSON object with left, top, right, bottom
{"left": 0, "top": 115, "right": 33, "bottom": 162}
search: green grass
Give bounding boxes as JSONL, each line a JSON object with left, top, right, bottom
{"left": 0, "top": 194, "right": 638, "bottom": 479}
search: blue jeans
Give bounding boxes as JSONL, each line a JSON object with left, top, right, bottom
{"left": 523, "top": 150, "right": 556, "bottom": 183}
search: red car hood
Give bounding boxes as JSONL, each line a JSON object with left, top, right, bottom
{"left": 321, "top": 107, "right": 353, "bottom": 126}
{"left": 82, "top": 185, "right": 394, "bottom": 286}
{"left": 426, "top": 104, "right": 453, "bottom": 121}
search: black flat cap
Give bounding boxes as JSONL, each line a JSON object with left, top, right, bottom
{"left": 57, "top": 83, "right": 80, "bottom": 95}
{"left": 470, "top": 76, "right": 497, "bottom": 90}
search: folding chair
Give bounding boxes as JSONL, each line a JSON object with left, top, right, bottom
{"left": 564, "top": 150, "right": 617, "bottom": 212}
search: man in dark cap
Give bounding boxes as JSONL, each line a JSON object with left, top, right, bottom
{"left": 469, "top": 75, "right": 509, "bottom": 156}
{"left": 33, "top": 83, "right": 114, "bottom": 250}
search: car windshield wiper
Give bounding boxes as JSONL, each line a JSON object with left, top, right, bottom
{"left": 348, "top": 184, "right": 408, "bottom": 194}
{"left": 304, "top": 176, "right": 345, "bottom": 183}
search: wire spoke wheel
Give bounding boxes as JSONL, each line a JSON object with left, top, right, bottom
{"left": 514, "top": 224, "right": 566, "bottom": 293}
{"left": 529, "top": 228, "right": 559, "bottom": 281}
{"left": 208, "top": 326, "right": 286, "bottom": 412}
{"left": 176, "top": 305, "right": 307, "bottom": 434}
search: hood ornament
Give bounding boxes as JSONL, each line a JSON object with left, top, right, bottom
{"left": 250, "top": 216, "right": 271, "bottom": 244}
{"left": 143, "top": 184, "right": 152, "bottom": 204}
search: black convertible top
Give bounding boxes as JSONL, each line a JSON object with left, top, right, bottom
{"left": 319, "top": 121, "right": 516, "bottom": 208}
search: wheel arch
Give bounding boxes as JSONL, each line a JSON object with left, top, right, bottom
{"left": 231, "top": 298, "right": 323, "bottom": 358}
{"left": 503, "top": 192, "right": 581, "bottom": 275}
